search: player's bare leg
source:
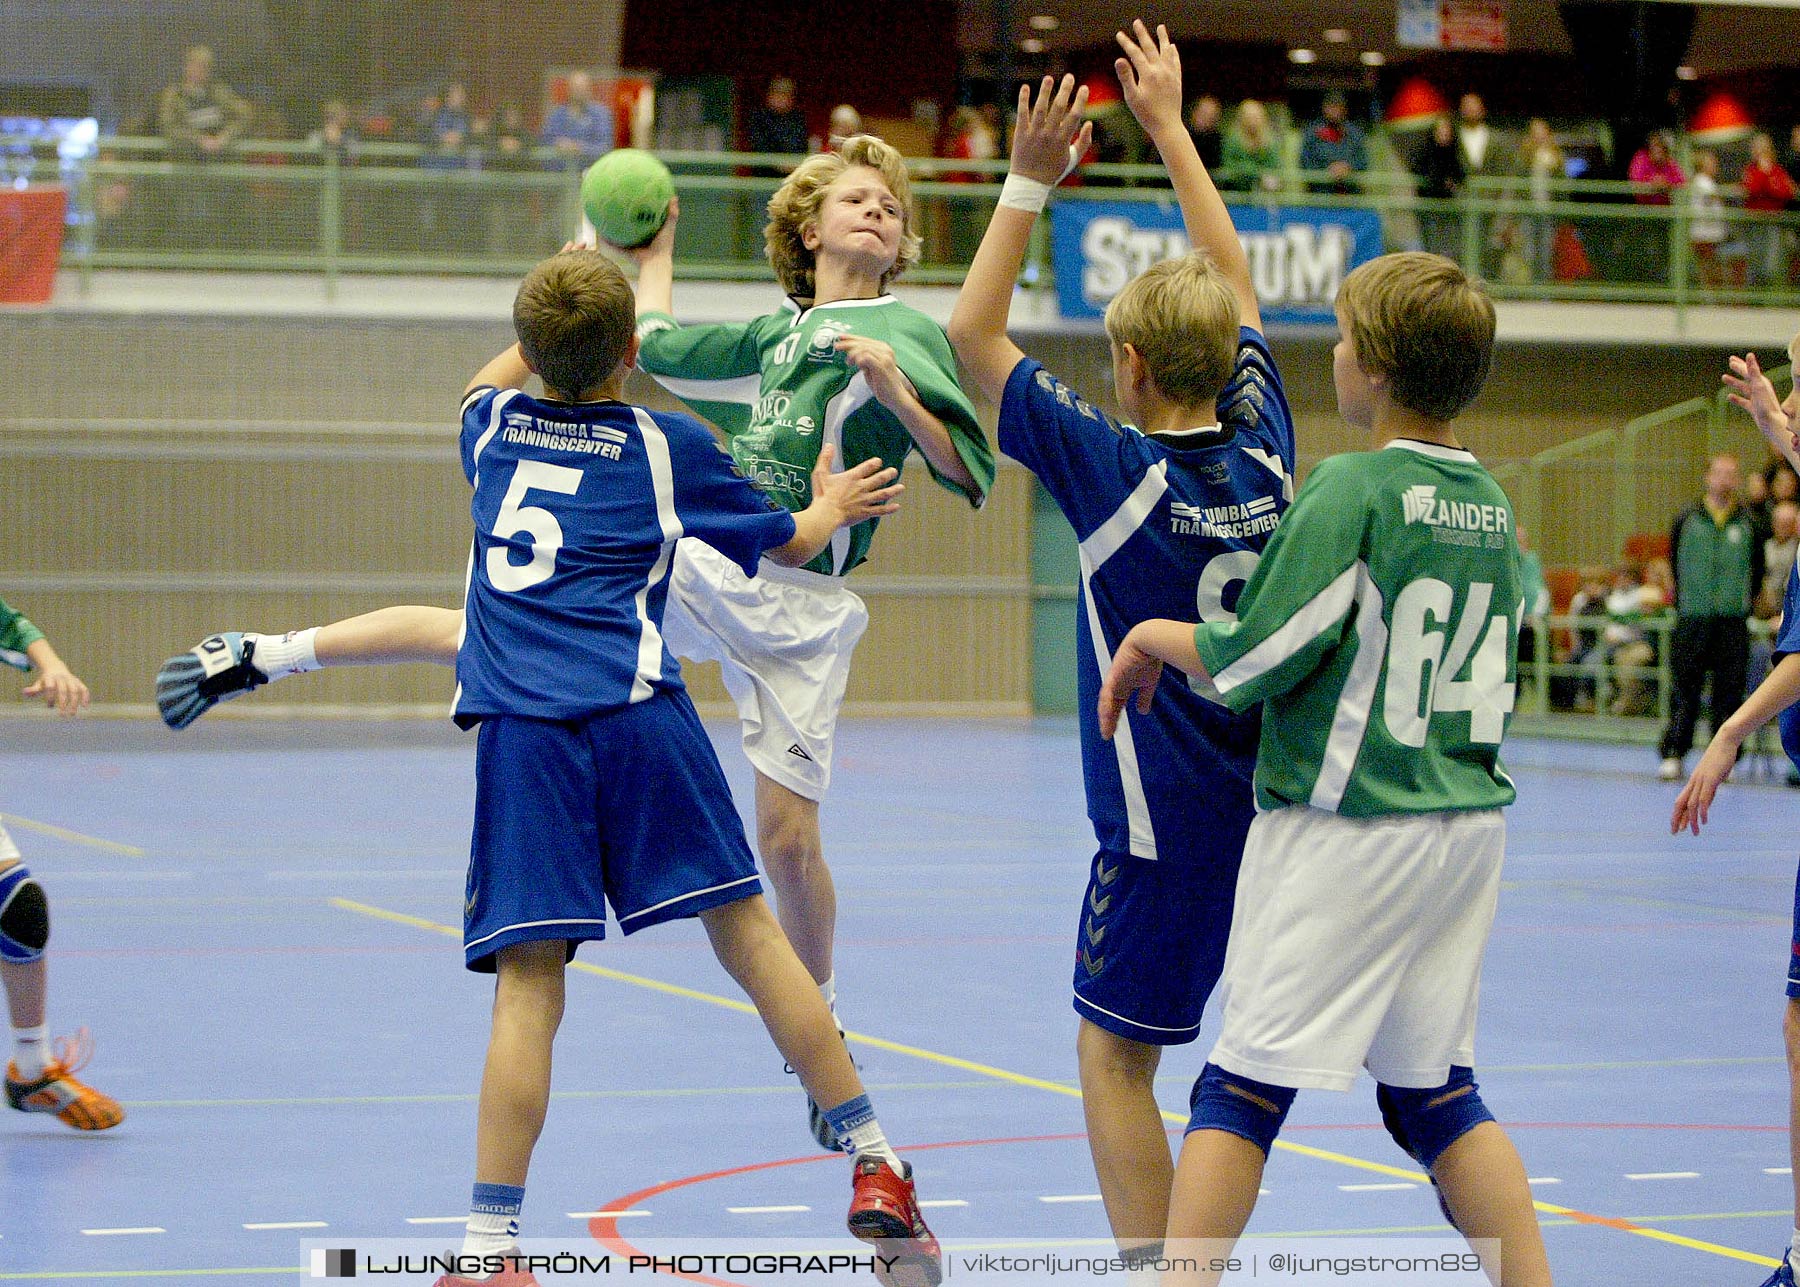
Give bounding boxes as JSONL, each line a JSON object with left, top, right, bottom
{"left": 1783, "top": 998, "right": 1800, "bottom": 1273}
{"left": 1077, "top": 1019, "right": 1172, "bottom": 1256}
{"left": 1161, "top": 1129, "right": 1267, "bottom": 1287}
{"left": 754, "top": 773, "right": 836, "bottom": 986}
{"left": 1432, "top": 1122, "right": 1554, "bottom": 1287}
{"left": 314, "top": 605, "right": 462, "bottom": 666}
{"left": 474, "top": 939, "right": 566, "bottom": 1187}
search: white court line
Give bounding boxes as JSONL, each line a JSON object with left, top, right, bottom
{"left": 1625, "top": 1172, "right": 1700, "bottom": 1181}
{"left": 1768, "top": 1168, "right": 1794, "bottom": 1176}
{"left": 1339, "top": 1183, "right": 1418, "bottom": 1192}
{"left": 1527, "top": 1177, "right": 1562, "bottom": 1186}
{"left": 728, "top": 1205, "right": 811, "bottom": 1215}
{"left": 245, "top": 1221, "right": 328, "bottom": 1230}
{"left": 81, "top": 1227, "right": 166, "bottom": 1236}
{"left": 405, "top": 1216, "right": 472, "bottom": 1225}
{"left": 570, "top": 1211, "right": 653, "bottom": 1219}
{"left": 1038, "top": 1194, "right": 1103, "bottom": 1204}
{"left": 918, "top": 1200, "right": 968, "bottom": 1209}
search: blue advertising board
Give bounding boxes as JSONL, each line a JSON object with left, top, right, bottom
{"left": 1049, "top": 200, "right": 1385, "bottom": 325}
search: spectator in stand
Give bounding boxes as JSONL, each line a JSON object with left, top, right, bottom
{"left": 1518, "top": 118, "right": 1564, "bottom": 283}
{"left": 542, "top": 71, "right": 613, "bottom": 170}
{"left": 1786, "top": 123, "right": 1800, "bottom": 189}
{"left": 1746, "top": 464, "right": 1774, "bottom": 546}
{"left": 1517, "top": 521, "right": 1550, "bottom": 688}
{"left": 1220, "top": 99, "right": 1283, "bottom": 194}
{"left": 1186, "top": 94, "right": 1223, "bottom": 172}
{"left": 1627, "top": 130, "right": 1685, "bottom": 282}
{"left": 481, "top": 101, "right": 535, "bottom": 256}
{"left": 748, "top": 77, "right": 808, "bottom": 159}
{"left": 939, "top": 105, "right": 999, "bottom": 261}
{"left": 158, "top": 45, "right": 252, "bottom": 160}
{"left": 1575, "top": 561, "right": 1665, "bottom": 717}
{"left": 310, "top": 99, "right": 359, "bottom": 164}
{"left": 1742, "top": 132, "right": 1796, "bottom": 288}
{"left": 826, "top": 104, "right": 862, "bottom": 149}
{"left": 1413, "top": 114, "right": 1464, "bottom": 260}
{"left": 1687, "top": 149, "right": 1730, "bottom": 288}
{"left": 1763, "top": 500, "right": 1800, "bottom": 619}
{"left": 156, "top": 46, "right": 253, "bottom": 246}
{"left": 1455, "top": 94, "right": 1509, "bottom": 273}
{"left": 1659, "top": 453, "right": 1761, "bottom": 780}
{"left": 421, "top": 82, "right": 474, "bottom": 246}
{"left": 1297, "top": 91, "right": 1366, "bottom": 195}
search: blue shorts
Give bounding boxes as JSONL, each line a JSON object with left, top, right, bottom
{"left": 1789, "top": 860, "right": 1800, "bottom": 999}
{"left": 463, "top": 693, "right": 762, "bottom": 973}
{"left": 1072, "top": 848, "right": 1239, "bottom": 1046}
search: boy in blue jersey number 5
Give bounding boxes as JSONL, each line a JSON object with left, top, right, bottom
{"left": 431, "top": 249, "right": 939, "bottom": 1287}
{"left": 946, "top": 24, "right": 1295, "bottom": 1267}
{"left": 1101, "top": 251, "right": 1552, "bottom": 1287}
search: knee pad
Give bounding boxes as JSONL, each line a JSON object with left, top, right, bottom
{"left": 0, "top": 865, "right": 48, "bottom": 964}
{"left": 1187, "top": 1062, "right": 1297, "bottom": 1156}
{"left": 1375, "top": 1066, "right": 1495, "bottom": 1169}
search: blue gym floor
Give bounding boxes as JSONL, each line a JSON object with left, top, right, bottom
{"left": 0, "top": 717, "right": 1794, "bottom": 1285}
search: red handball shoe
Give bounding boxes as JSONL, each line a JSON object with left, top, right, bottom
{"left": 430, "top": 1249, "right": 539, "bottom": 1287}
{"left": 847, "top": 1156, "right": 943, "bottom": 1287}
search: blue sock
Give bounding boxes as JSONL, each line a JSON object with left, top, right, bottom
{"left": 821, "top": 1093, "right": 901, "bottom": 1168}
{"left": 463, "top": 1181, "right": 524, "bottom": 1257}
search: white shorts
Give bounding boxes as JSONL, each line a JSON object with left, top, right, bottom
{"left": 661, "top": 538, "right": 868, "bottom": 802}
{"left": 1208, "top": 805, "right": 1505, "bottom": 1092}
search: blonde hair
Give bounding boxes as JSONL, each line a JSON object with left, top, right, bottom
{"left": 1102, "top": 253, "right": 1240, "bottom": 409}
{"left": 1337, "top": 251, "right": 1496, "bottom": 423}
{"left": 764, "top": 134, "right": 922, "bottom": 299}
{"left": 512, "top": 248, "right": 636, "bottom": 396}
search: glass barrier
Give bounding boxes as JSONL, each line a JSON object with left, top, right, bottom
{"left": 3, "top": 136, "right": 1795, "bottom": 307}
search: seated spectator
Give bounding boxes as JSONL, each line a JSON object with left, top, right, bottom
{"left": 826, "top": 104, "right": 862, "bottom": 149}
{"left": 310, "top": 99, "right": 358, "bottom": 162}
{"left": 1518, "top": 522, "right": 1551, "bottom": 683}
{"left": 1742, "top": 132, "right": 1796, "bottom": 288}
{"left": 1576, "top": 561, "right": 1666, "bottom": 716}
{"left": 1220, "top": 99, "right": 1283, "bottom": 193}
{"left": 157, "top": 45, "right": 251, "bottom": 159}
{"left": 747, "top": 76, "right": 807, "bottom": 158}
{"left": 420, "top": 82, "right": 474, "bottom": 245}
{"left": 1413, "top": 114, "right": 1464, "bottom": 260}
{"left": 1518, "top": 118, "right": 1564, "bottom": 282}
{"left": 1187, "top": 94, "right": 1223, "bottom": 171}
{"left": 542, "top": 71, "right": 613, "bottom": 170}
{"left": 1298, "top": 91, "right": 1366, "bottom": 195}
{"left": 424, "top": 82, "right": 471, "bottom": 164}
{"left": 484, "top": 102, "right": 533, "bottom": 170}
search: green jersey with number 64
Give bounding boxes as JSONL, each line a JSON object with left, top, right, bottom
{"left": 635, "top": 296, "right": 993, "bottom": 577}
{"left": 1191, "top": 439, "right": 1521, "bottom": 817}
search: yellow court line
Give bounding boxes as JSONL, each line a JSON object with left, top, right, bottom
{"left": 331, "top": 898, "right": 1780, "bottom": 1271}
{"left": 0, "top": 813, "right": 144, "bottom": 858}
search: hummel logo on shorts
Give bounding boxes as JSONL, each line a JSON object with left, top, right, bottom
{"left": 786, "top": 744, "right": 815, "bottom": 761}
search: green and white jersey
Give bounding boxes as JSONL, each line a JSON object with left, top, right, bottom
{"left": 1191, "top": 440, "right": 1522, "bottom": 817}
{"left": 636, "top": 295, "right": 994, "bottom": 577}
{"left": 0, "top": 596, "right": 45, "bottom": 672}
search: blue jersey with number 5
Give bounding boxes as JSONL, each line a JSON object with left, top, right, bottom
{"left": 1000, "top": 332, "right": 1295, "bottom": 864}
{"left": 454, "top": 386, "right": 796, "bottom": 726}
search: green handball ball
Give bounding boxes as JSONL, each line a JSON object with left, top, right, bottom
{"left": 581, "top": 149, "right": 675, "bottom": 249}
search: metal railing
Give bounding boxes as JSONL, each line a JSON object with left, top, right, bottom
{"left": 5, "top": 135, "right": 1798, "bottom": 310}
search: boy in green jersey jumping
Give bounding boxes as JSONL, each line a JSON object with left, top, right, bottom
{"left": 1099, "top": 254, "right": 1552, "bottom": 1287}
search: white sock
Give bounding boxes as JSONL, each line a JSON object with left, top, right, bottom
{"left": 818, "top": 973, "right": 838, "bottom": 1028}
{"left": 248, "top": 628, "right": 320, "bottom": 680}
{"left": 1788, "top": 1229, "right": 1800, "bottom": 1275}
{"left": 461, "top": 1180, "right": 524, "bottom": 1260}
{"left": 11, "top": 1025, "right": 49, "bottom": 1080}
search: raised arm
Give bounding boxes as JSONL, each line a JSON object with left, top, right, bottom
{"left": 464, "top": 341, "right": 533, "bottom": 398}
{"left": 1114, "top": 20, "right": 1260, "bottom": 331}
{"left": 945, "top": 76, "right": 1092, "bottom": 405}
{"left": 1723, "top": 351, "right": 1800, "bottom": 475}
{"left": 628, "top": 197, "right": 680, "bottom": 319}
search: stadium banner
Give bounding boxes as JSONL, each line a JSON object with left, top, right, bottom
{"left": 1049, "top": 200, "right": 1384, "bottom": 325}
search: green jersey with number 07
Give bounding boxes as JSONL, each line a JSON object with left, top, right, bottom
{"left": 1191, "top": 439, "right": 1521, "bottom": 817}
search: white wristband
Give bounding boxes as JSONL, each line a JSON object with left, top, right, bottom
{"left": 997, "top": 143, "right": 1084, "bottom": 213}
{"left": 997, "top": 173, "right": 1053, "bottom": 213}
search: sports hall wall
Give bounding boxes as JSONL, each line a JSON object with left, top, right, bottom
{"left": 0, "top": 309, "right": 1739, "bottom": 717}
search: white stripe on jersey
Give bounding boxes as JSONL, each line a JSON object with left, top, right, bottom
{"left": 451, "top": 540, "right": 476, "bottom": 718}
{"left": 630, "top": 408, "right": 686, "bottom": 703}
{"left": 1241, "top": 446, "right": 1294, "bottom": 502}
{"left": 1077, "top": 460, "right": 1170, "bottom": 860}
{"left": 1310, "top": 563, "right": 1388, "bottom": 813}
{"left": 820, "top": 372, "right": 874, "bottom": 575}
{"left": 652, "top": 373, "right": 762, "bottom": 406}
{"left": 1213, "top": 561, "right": 1360, "bottom": 698}
{"left": 469, "top": 389, "right": 521, "bottom": 486}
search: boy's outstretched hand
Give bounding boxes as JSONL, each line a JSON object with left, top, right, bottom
{"left": 810, "top": 444, "right": 904, "bottom": 529}
{"left": 1671, "top": 735, "right": 1739, "bottom": 835}
{"left": 1011, "top": 75, "right": 1092, "bottom": 187}
{"left": 1098, "top": 629, "right": 1163, "bottom": 739}
{"left": 625, "top": 195, "right": 680, "bottom": 266}
{"left": 23, "top": 665, "right": 89, "bottom": 716}
{"left": 1114, "top": 20, "right": 1183, "bottom": 136}
{"left": 1723, "top": 351, "right": 1798, "bottom": 469}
